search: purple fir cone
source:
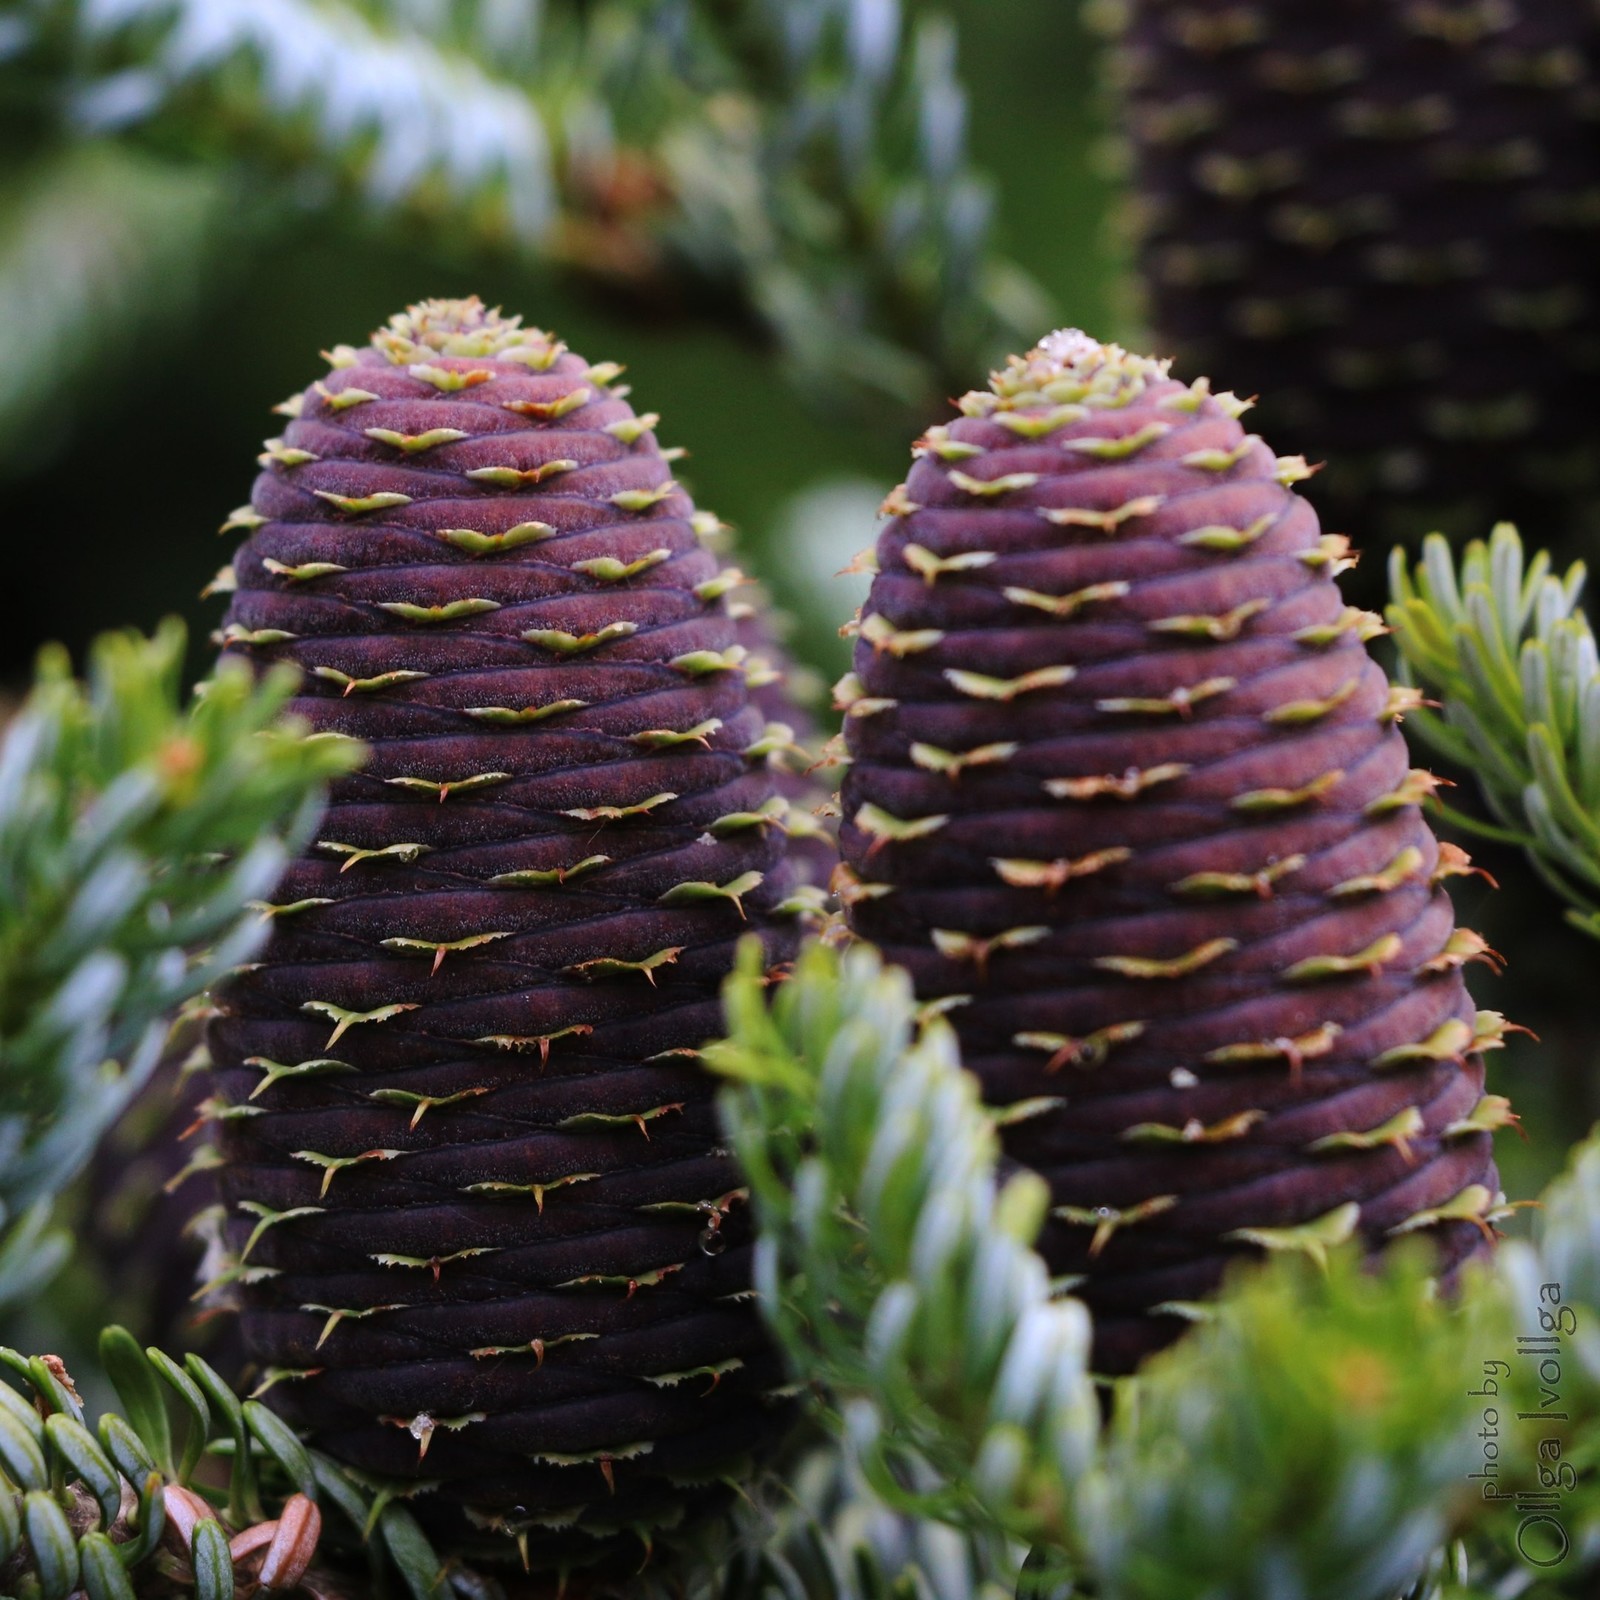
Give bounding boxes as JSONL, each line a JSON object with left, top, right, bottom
{"left": 204, "top": 299, "right": 814, "bottom": 1576}
{"left": 1107, "top": 0, "right": 1600, "bottom": 536}
{"left": 839, "top": 331, "right": 1512, "bottom": 1375}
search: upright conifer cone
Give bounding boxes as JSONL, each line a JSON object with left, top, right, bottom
{"left": 204, "top": 299, "right": 807, "bottom": 1573}
{"left": 1105, "top": 0, "right": 1600, "bottom": 538}
{"left": 839, "top": 332, "right": 1510, "bottom": 1375}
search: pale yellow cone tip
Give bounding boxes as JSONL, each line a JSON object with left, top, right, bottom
{"left": 367, "top": 296, "right": 567, "bottom": 365}
{"left": 386, "top": 296, "right": 523, "bottom": 342}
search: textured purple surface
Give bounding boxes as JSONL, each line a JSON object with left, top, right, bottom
{"left": 1111, "top": 0, "right": 1600, "bottom": 529}
{"left": 204, "top": 301, "right": 811, "bottom": 1571}
{"left": 840, "top": 332, "right": 1505, "bottom": 1374}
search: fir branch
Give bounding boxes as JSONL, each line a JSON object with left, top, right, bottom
{"left": 0, "top": 620, "right": 358, "bottom": 1306}
{"left": 716, "top": 1445, "right": 1020, "bottom": 1600}
{"left": 1388, "top": 524, "right": 1600, "bottom": 936}
{"left": 1083, "top": 1249, "right": 1508, "bottom": 1600}
{"left": 61, "top": 0, "right": 556, "bottom": 238}
{"left": 708, "top": 937, "right": 1101, "bottom": 1551}
{"left": 1444, "top": 1129, "right": 1600, "bottom": 1593}
{"left": 652, "top": 0, "right": 1051, "bottom": 405}
{"left": 0, "top": 1324, "right": 451, "bottom": 1600}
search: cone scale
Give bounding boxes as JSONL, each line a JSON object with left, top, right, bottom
{"left": 839, "top": 331, "right": 1508, "bottom": 1375}
{"left": 204, "top": 300, "right": 810, "bottom": 1572}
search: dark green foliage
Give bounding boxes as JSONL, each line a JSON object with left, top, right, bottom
{"left": 1390, "top": 523, "right": 1600, "bottom": 938}
{"left": 711, "top": 938, "right": 1101, "bottom": 1544}
{"left": 205, "top": 298, "right": 813, "bottom": 1576}
{"left": 0, "top": 1328, "right": 417, "bottom": 1600}
{"left": 837, "top": 330, "right": 1505, "bottom": 1373}
{"left": 0, "top": 620, "right": 353, "bottom": 1312}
